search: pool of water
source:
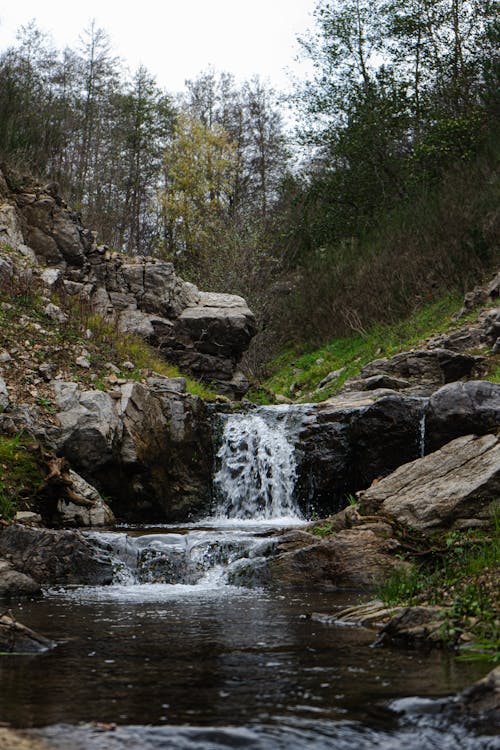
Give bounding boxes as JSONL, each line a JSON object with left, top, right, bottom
{"left": 0, "top": 526, "right": 497, "bottom": 749}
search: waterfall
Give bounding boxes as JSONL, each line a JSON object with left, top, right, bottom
{"left": 213, "top": 408, "right": 302, "bottom": 521}
{"left": 419, "top": 412, "right": 426, "bottom": 457}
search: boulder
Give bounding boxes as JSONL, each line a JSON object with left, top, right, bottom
{"left": 231, "top": 527, "right": 405, "bottom": 589}
{"left": 426, "top": 380, "right": 500, "bottom": 452}
{"left": 0, "top": 560, "right": 41, "bottom": 598}
{"left": 360, "top": 348, "right": 480, "bottom": 388}
{"left": 0, "top": 524, "right": 114, "bottom": 585}
{"left": 50, "top": 380, "right": 213, "bottom": 522}
{"left": 374, "top": 606, "right": 448, "bottom": 648}
{"left": 359, "top": 434, "right": 500, "bottom": 530}
{"left": 55, "top": 470, "right": 115, "bottom": 528}
{"left": 295, "top": 390, "right": 425, "bottom": 515}
{"left": 0, "top": 611, "right": 53, "bottom": 653}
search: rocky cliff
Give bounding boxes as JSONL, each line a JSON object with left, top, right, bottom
{"left": 0, "top": 170, "right": 256, "bottom": 398}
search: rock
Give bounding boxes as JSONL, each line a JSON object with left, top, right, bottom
{"left": 0, "top": 350, "right": 12, "bottom": 363}
{"left": 374, "top": 606, "right": 448, "bottom": 648}
{"left": 55, "top": 470, "right": 115, "bottom": 528}
{"left": 75, "top": 355, "right": 91, "bottom": 369}
{"left": 231, "top": 527, "right": 405, "bottom": 589}
{"left": 50, "top": 381, "right": 213, "bottom": 522}
{"left": 43, "top": 302, "right": 68, "bottom": 324}
{"left": 121, "top": 360, "right": 135, "bottom": 371}
{"left": 0, "top": 375, "right": 9, "bottom": 411}
{"left": 40, "top": 267, "right": 62, "bottom": 290}
{"left": 456, "top": 665, "right": 500, "bottom": 721}
{"left": 52, "top": 382, "right": 119, "bottom": 471}
{"left": 0, "top": 560, "right": 41, "bottom": 598}
{"left": 0, "top": 203, "right": 37, "bottom": 261}
{"left": 317, "top": 367, "right": 346, "bottom": 389}
{"left": 426, "top": 380, "right": 500, "bottom": 452}
{"left": 0, "top": 524, "right": 114, "bottom": 585}
{"left": 0, "top": 611, "right": 53, "bottom": 652}
{"left": 360, "top": 348, "right": 480, "bottom": 388}
{"left": 359, "top": 434, "right": 500, "bottom": 530}
{"left": 295, "top": 390, "right": 426, "bottom": 516}
{"left": 13, "top": 511, "right": 43, "bottom": 527}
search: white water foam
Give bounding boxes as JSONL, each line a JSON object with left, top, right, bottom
{"left": 213, "top": 409, "right": 302, "bottom": 521}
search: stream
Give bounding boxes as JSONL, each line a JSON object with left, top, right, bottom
{"left": 1, "top": 408, "right": 498, "bottom": 749}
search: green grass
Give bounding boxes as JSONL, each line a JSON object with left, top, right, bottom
{"left": 0, "top": 434, "right": 45, "bottom": 520}
{"left": 376, "top": 509, "right": 500, "bottom": 659}
{"left": 256, "top": 293, "right": 469, "bottom": 403}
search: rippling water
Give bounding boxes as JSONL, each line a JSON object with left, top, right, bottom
{"left": 1, "top": 547, "right": 497, "bottom": 750}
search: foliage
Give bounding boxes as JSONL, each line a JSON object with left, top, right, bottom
{"left": 0, "top": 434, "right": 44, "bottom": 520}
{"left": 377, "top": 508, "right": 500, "bottom": 659}
{"left": 258, "top": 292, "right": 465, "bottom": 401}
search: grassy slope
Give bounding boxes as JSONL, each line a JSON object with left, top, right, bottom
{"left": 249, "top": 292, "right": 498, "bottom": 403}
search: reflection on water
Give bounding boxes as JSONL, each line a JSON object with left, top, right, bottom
{"left": 0, "top": 522, "right": 497, "bottom": 749}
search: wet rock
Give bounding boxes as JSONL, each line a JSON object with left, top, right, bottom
{"left": 426, "top": 380, "right": 500, "bottom": 452}
{"left": 0, "top": 524, "right": 113, "bottom": 585}
{"left": 0, "top": 611, "right": 53, "bottom": 652}
{"left": 232, "top": 527, "right": 405, "bottom": 589}
{"left": 359, "top": 434, "right": 500, "bottom": 530}
{"left": 456, "top": 665, "right": 500, "bottom": 722}
{"left": 296, "top": 390, "right": 425, "bottom": 516}
{"left": 374, "top": 606, "right": 448, "bottom": 648}
{"left": 0, "top": 560, "right": 41, "bottom": 598}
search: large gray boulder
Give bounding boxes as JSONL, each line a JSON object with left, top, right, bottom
{"left": 50, "top": 379, "right": 213, "bottom": 522}
{"left": 426, "top": 380, "right": 500, "bottom": 452}
{"left": 55, "top": 470, "right": 115, "bottom": 528}
{"left": 0, "top": 524, "right": 114, "bottom": 584}
{"left": 359, "top": 434, "right": 500, "bottom": 530}
{"left": 295, "top": 390, "right": 426, "bottom": 515}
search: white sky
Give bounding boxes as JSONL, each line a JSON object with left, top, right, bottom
{"left": 0, "top": 0, "right": 316, "bottom": 93}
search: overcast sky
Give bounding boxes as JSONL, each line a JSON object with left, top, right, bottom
{"left": 0, "top": 0, "right": 316, "bottom": 93}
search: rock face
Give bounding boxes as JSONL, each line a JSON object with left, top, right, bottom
{"left": 295, "top": 390, "right": 426, "bottom": 515}
{"left": 359, "top": 434, "right": 500, "bottom": 530}
{"left": 0, "top": 179, "right": 257, "bottom": 397}
{"left": 231, "top": 527, "right": 405, "bottom": 589}
{"left": 0, "top": 525, "right": 114, "bottom": 585}
{"left": 426, "top": 380, "right": 500, "bottom": 452}
{"left": 50, "top": 378, "right": 213, "bottom": 521}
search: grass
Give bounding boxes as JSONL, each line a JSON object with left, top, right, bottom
{"left": 376, "top": 508, "right": 500, "bottom": 660}
{"left": 251, "top": 293, "right": 471, "bottom": 403}
{"left": 0, "top": 434, "right": 45, "bottom": 520}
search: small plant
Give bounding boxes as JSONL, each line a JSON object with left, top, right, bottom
{"left": 0, "top": 434, "right": 45, "bottom": 520}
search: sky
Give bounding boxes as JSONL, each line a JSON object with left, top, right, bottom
{"left": 0, "top": 0, "right": 317, "bottom": 93}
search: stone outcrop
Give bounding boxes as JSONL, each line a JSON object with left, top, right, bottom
{"left": 0, "top": 525, "right": 114, "bottom": 585}
{"left": 49, "top": 378, "right": 213, "bottom": 521}
{"left": 230, "top": 526, "right": 406, "bottom": 589}
{"left": 295, "top": 390, "right": 426, "bottom": 515}
{"left": 54, "top": 470, "right": 115, "bottom": 528}
{"left": 425, "top": 380, "right": 500, "bottom": 452}
{"left": 359, "top": 434, "right": 500, "bottom": 530}
{"left": 0, "top": 178, "right": 256, "bottom": 397}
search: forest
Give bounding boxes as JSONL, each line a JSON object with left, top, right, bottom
{"left": 0, "top": 0, "right": 498, "bottom": 374}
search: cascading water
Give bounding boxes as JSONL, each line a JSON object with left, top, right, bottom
{"left": 213, "top": 407, "right": 302, "bottom": 522}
